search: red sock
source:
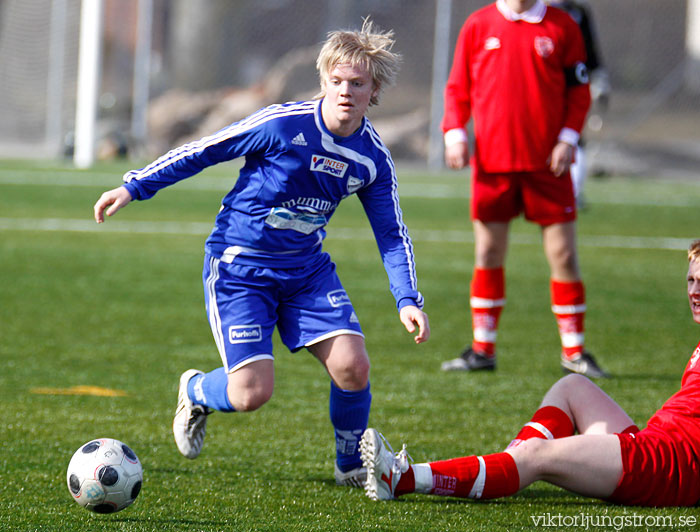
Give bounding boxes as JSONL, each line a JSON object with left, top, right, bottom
{"left": 394, "top": 466, "right": 415, "bottom": 496}
{"left": 428, "top": 452, "right": 519, "bottom": 499}
{"left": 551, "top": 280, "right": 586, "bottom": 360}
{"left": 506, "top": 405, "right": 574, "bottom": 448}
{"left": 620, "top": 424, "right": 640, "bottom": 435}
{"left": 470, "top": 267, "right": 505, "bottom": 356}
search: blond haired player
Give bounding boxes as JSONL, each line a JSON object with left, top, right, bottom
{"left": 94, "top": 19, "right": 429, "bottom": 487}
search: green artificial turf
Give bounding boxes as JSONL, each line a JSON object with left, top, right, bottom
{"left": 1, "top": 159, "right": 699, "bottom": 531}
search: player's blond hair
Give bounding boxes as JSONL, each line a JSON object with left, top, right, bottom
{"left": 316, "top": 18, "right": 401, "bottom": 107}
{"left": 689, "top": 240, "right": 700, "bottom": 262}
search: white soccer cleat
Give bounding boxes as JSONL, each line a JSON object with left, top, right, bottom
{"left": 173, "top": 369, "right": 210, "bottom": 459}
{"left": 360, "top": 428, "right": 411, "bottom": 501}
{"left": 334, "top": 463, "right": 367, "bottom": 488}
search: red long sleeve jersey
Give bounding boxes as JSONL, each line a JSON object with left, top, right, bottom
{"left": 442, "top": 4, "right": 591, "bottom": 173}
{"left": 645, "top": 341, "right": 700, "bottom": 459}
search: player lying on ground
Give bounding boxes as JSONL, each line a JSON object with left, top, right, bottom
{"left": 93, "top": 18, "right": 429, "bottom": 488}
{"left": 361, "top": 239, "right": 700, "bottom": 506}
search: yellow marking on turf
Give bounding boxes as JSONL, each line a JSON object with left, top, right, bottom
{"left": 30, "top": 385, "right": 128, "bottom": 397}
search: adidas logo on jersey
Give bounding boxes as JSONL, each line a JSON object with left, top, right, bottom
{"left": 291, "top": 132, "right": 307, "bottom": 146}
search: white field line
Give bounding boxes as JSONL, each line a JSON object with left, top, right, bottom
{"left": 0, "top": 217, "right": 213, "bottom": 235}
{"left": 0, "top": 217, "right": 690, "bottom": 251}
{"left": 1, "top": 174, "right": 698, "bottom": 206}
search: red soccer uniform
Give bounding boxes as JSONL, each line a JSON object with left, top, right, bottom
{"left": 442, "top": 0, "right": 591, "bottom": 173}
{"left": 610, "top": 341, "right": 700, "bottom": 507}
{"left": 647, "top": 342, "right": 700, "bottom": 449}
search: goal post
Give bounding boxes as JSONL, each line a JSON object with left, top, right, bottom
{"left": 427, "top": 0, "right": 452, "bottom": 170}
{"left": 73, "top": 0, "right": 103, "bottom": 169}
{"left": 687, "top": 0, "right": 700, "bottom": 91}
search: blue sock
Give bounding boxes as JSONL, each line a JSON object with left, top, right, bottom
{"left": 329, "top": 381, "right": 371, "bottom": 472}
{"left": 187, "top": 367, "right": 236, "bottom": 412}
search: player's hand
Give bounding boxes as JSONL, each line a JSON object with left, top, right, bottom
{"left": 444, "top": 141, "right": 469, "bottom": 170}
{"left": 399, "top": 305, "right": 431, "bottom": 344}
{"left": 548, "top": 141, "right": 575, "bottom": 177}
{"left": 94, "top": 186, "right": 133, "bottom": 223}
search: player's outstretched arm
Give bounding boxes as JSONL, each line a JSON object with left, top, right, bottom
{"left": 94, "top": 186, "right": 133, "bottom": 223}
{"left": 399, "top": 305, "right": 430, "bottom": 344}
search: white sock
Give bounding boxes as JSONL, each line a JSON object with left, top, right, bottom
{"left": 413, "top": 463, "right": 433, "bottom": 494}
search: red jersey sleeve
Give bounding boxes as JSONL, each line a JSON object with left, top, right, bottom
{"left": 442, "top": 19, "right": 473, "bottom": 133}
{"left": 441, "top": 5, "right": 592, "bottom": 172}
{"left": 647, "top": 342, "right": 700, "bottom": 430}
{"left": 560, "top": 15, "right": 591, "bottom": 136}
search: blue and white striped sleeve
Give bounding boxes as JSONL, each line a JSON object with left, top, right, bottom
{"left": 357, "top": 144, "right": 423, "bottom": 311}
{"left": 122, "top": 107, "right": 275, "bottom": 200}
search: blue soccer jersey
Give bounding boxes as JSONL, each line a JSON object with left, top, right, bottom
{"left": 123, "top": 99, "right": 423, "bottom": 310}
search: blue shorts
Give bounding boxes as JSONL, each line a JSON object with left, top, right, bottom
{"left": 202, "top": 252, "right": 364, "bottom": 372}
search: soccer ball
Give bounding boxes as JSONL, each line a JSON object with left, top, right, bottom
{"left": 66, "top": 438, "right": 143, "bottom": 514}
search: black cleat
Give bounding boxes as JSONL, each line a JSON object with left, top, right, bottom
{"left": 441, "top": 347, "right": 496, "bottom": 372}
{"left": 561, "top": 351, "right": 609, "bottom": 379}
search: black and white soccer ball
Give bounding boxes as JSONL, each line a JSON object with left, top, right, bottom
{"left": 66, "top": 438, "right": 143, "bottom": 514}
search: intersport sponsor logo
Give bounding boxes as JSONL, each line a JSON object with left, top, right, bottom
{"left": 311, "top": 155, "right": 348, "bottom": 178}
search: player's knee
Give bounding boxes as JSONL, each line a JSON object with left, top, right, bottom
{"left": 519, "top": 437, "right": 547, "bottom": 453}
{"left": 475, "top": 246, "right": 504, "bottom": 268}
{"left": 550, "top": 246, "right": 578, "bottom": 274}
{"left": 547, "top": 373, "right": 593, "bottom": 409}
{"left": 333, "top": 356, "right": 370, "bottom": 390}
{"left": 229, "top": 386, "right": 273, "bottom": 412}
{"left": 512, "top": 438, "right": 550, "bottom": 476}
{"left": 557, "top": 373, "right": 592, "bottom": 390}
{"left": 568, "top": 373, "right": 592, "bottom": 385}
{"left": 558, "top": 373, "right": 597, "bottom": 401}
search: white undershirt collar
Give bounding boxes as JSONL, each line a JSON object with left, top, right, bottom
{"left": 496, "top": 0, "right": 546, "bottom": 23}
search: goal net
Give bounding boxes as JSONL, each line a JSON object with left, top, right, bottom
{"left": 0, "top": 0, "right": 81, "bottom": 157}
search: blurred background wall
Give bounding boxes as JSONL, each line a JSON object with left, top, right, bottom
{"left": 0, "top": 0, "right": 698, "bottom": 178}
